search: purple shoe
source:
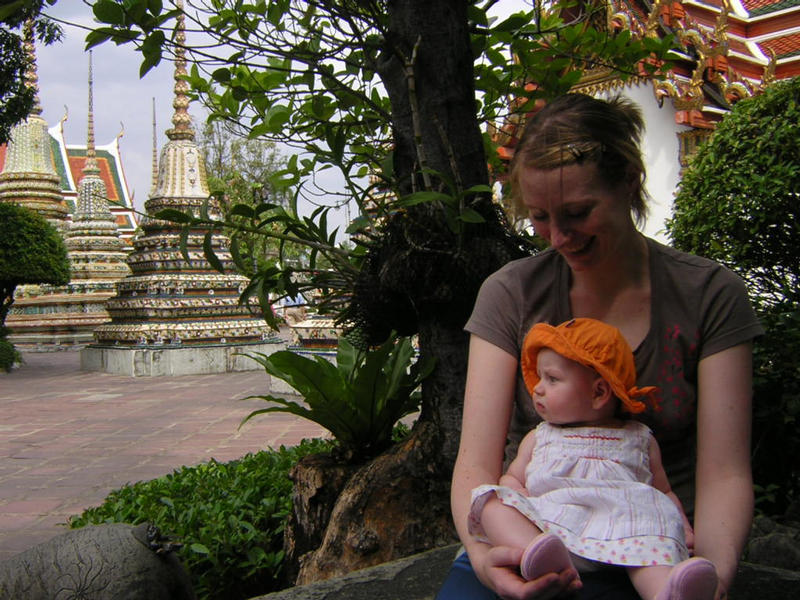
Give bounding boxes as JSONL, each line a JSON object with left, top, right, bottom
{"left": 656, "top": 557, "right": 718, "bottom": 600}
{"left": 520, "top": 533, "right": 574, "bottom": 581}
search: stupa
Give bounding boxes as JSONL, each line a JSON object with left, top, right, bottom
{"left": 81, "top": 5, "right": 280, "bottom": 376}
{"left": 61, "top": 54, "right": 131, "bottom": 325}
{"left": 4, "top": 52, "right": 132, "bottom": 348}
{"left": 0, "top": 22, "right": 68, "bottom": 229}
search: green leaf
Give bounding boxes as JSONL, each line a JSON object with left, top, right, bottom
{"left": 493, "top": 13, "right": 530, "bottom": 33}
{"left": 178, "top": 226, "right": 191, "bottom": 265}
{"left": 266, "top": 104, "right": 291, "bottom": 129}
{"left": 0, "top": 1, "right": 25, "bottom": 21}
{"left": 190, "top": 543, "right": 211, "bottom": 555}
{"left": 203, "top": 231, "right": 226, "bottom": 274}
{"left": 155, "top": 208, "right": 192, "bottom": 224}
{"left": 93, "top": 0, "right": 126, "bottom": 25}
{"left": 458, "top": 207, "right": 486, "bottom": 223}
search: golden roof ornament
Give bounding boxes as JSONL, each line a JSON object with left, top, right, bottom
{"left": 151, "top": 97, "right": 158, "bottom": 195}
{"left": 762, "top": 48, "right": 777, "bottom": 88}
{"left": 83, "top": 50, "right": 100, "bottom": 176}
{"left": 86, "top": 0, "right": 271, "bottom": 353}
{"left": 0, "top": 20, "right": 67, "bottom": 227}
{"left": 22, "top": 20, "right": 43, "bottom": 117}
{"left": 166, "top": 1, "right": 194, "bottom": 142}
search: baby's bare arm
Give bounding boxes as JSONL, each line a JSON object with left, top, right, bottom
{"left": 500, "top": 429, "right": 537, "bottom": 493}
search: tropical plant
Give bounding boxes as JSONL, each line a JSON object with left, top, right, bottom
{"left": 667, "top": 76, "right": 800, "bottom": 515}
{"left": 241, "top": 333, "right": 434, "bottom": 462}
{"left": 69, "top": 439, "right": 334, "bottom": 600}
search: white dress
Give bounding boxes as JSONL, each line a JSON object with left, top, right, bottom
{"left": 469, "top": 421, "right": 689, "bottom": 567}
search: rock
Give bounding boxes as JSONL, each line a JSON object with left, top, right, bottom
{"left": 745, "top": 514, "right": 800, "bottom": 571}
{"left": 251, "top": 543, "right": 460, "bottom": 600}
{"left": 0, "top": 523, "right": 194, "bottom": 600}
{"left": 731, "top": 562, "right": 800, "bottom": 599}
{"left": 745, "top": 531, "right": 800, "bottom": 571}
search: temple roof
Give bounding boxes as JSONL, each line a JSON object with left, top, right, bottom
{"left": 597, "top": 0, "right": 800, "bottom": 128}
{"left": 0, "top": 123, "right": 139, "bottom": 239}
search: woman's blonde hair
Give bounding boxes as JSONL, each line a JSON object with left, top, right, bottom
{"left": 509, "top": 93, "right": 650, "bottom": 227}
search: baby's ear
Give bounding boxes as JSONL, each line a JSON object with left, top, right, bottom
{"left": 591, "top": 377, "right": 613, "bottom": 410}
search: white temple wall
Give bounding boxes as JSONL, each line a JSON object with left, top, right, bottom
{"left": 597, "top": 82, "right": 693, "bottom": 243}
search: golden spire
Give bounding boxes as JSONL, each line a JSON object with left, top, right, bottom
{"left": 166, "top": 0, "right": 194, "bottom": 141}
{"left": 151, "top": 97, "right": 158, "bottom": 193}
{"left": 22, "top": 20, "right": 43, "bottom": 116}
{"left": 84, "top": 50, "right": 100, "bottom": 175}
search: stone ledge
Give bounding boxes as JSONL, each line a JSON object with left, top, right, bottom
{"left": 252, "top": 544, "right": 460, "bottom": 600}
{"left": 81, "top": 340, "right": 286, "bottom": 376}
{"left": 251, "top": 545, "right": 800, "bottom": 600}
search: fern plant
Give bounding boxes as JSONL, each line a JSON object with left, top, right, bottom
{"left": 241, "top": 333, "right": 434, "bottom": 461}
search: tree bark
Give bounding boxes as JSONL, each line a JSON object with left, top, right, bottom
{"left": 282, "top": 453, "right": 361, "bottom": 585}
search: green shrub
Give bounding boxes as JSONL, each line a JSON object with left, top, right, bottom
{"left": 0, "top": 202, "right": 71, "bottom": 327}
{"left": 68, "top": 439, "right": 334, "bottom": 600}
{"left": 0, "top": 335, "right": 20, "bottom": 372}
{"left": 667, "top": 76, "right": 800, "bottom": 515}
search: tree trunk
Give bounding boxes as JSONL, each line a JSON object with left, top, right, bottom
{"left": 293, "top": 420, "right": 457, "bottom": 585}
{"left": 284, "top": 0, "right": 527, "bottom": 583}
{"left": 282, "top": 453, "right": 361, "bottom": 585}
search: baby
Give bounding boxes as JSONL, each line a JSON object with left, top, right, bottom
{"left": 468, "top": 318, "right": 718, "bottom": 600}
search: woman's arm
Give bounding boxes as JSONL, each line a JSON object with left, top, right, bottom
{"left": 693, "top": 342, "right": 754, "bottom": 598}
{"left": 452, "top": 335, "right": 518, "bottom": 574}
{"left": 451, "top": 335, "right": 577, "bottom": 598}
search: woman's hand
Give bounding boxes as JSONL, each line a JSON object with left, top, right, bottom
{"left": 480, "top": 545, "right": 582, "bottom": 600}
{"left": 684, "top": 523, "right": 695, "bottom": 554}
{"left": 714, "top": 577, "right": 728, "bottom": 600}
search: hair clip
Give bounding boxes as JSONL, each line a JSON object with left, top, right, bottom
{"left": 566, "top": 143, "right": 583, "bottom": 160}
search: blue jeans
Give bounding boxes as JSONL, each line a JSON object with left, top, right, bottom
{"left": 436, "top": 551, "right": 640, "bottom": 599}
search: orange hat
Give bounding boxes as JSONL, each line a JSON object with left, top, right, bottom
{"left": 521, "top": 318, "right": 658, "bottom": 414}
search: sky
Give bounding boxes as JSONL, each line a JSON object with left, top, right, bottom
{"left": 36, "top": 3, "right": 179, "bottom": 212}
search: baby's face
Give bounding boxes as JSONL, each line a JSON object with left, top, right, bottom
{"left": 532, "top": 349, "right": 599, "bottom": 424}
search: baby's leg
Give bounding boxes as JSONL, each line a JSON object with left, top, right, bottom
{"left": 628, "top": 564, "right": 673, "bottom": 600}
{"left": 628, "top": 558, "right": 717, "bottom": 600}
{"left": 479, "top": 496, "right": 576, "bottom": 582}
{"left": 479, "top": 495, "right": 542, "bottom": 550}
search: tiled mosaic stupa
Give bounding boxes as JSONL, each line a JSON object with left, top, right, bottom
{"left": 0, "top": 23, "right": 68, "bottom": 230}
{"left": 61, "top": 53, "right": 131, "bottom": 325}
{"left": 82, "top": 7, "right": 277, "bottom": 375}
{"left": 4, "top": 52, "right": 131, "bottom": 348}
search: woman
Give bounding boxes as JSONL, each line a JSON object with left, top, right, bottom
{"left": 437, "top": 94, "right": 763, "bottom": 600}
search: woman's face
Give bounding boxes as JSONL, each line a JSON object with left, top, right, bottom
{"left": 519, "top": 162, "right": 637, "bottom": 273}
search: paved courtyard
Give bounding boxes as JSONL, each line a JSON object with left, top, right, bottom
{"left": 0, "top": 348, "right": 326, "bottom": 561}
